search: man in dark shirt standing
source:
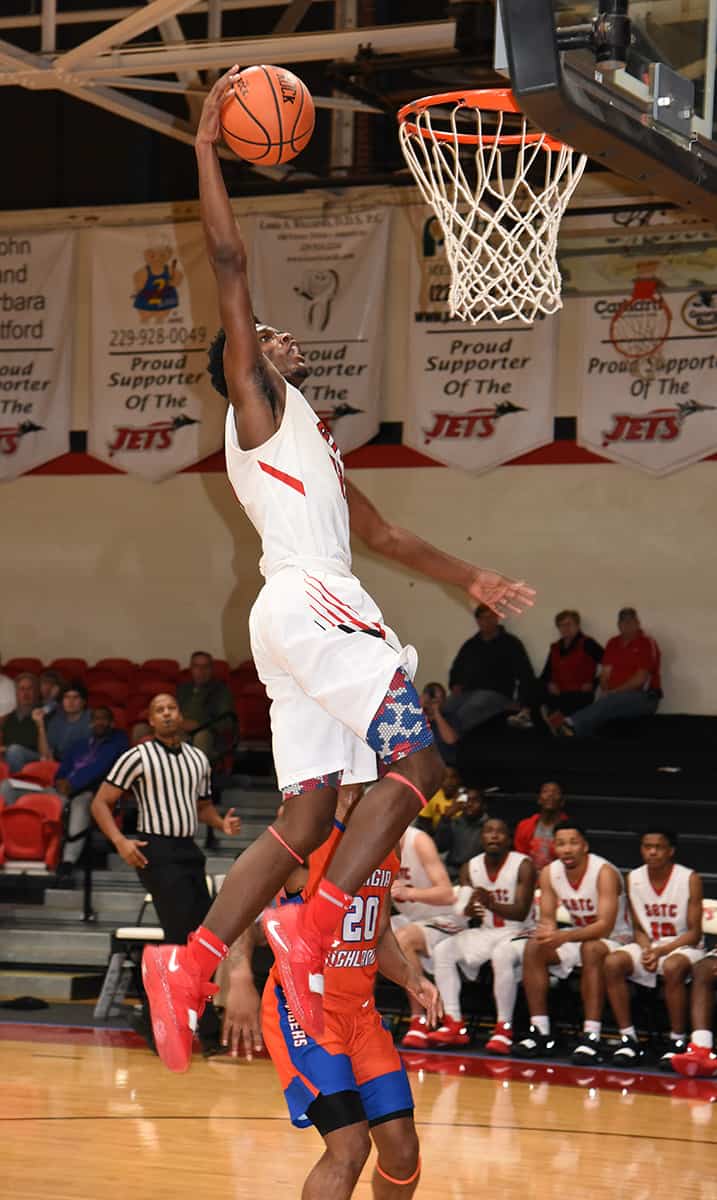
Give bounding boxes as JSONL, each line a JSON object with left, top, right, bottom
{"left": 444, "top": 606, "right": 536, "bottom": 734}
{"left": 176, "top": 651, "right": 235, "bottom": 761}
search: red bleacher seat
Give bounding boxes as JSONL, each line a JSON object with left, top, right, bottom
{"left": 235, "top": 690, "right": 271, "bottom": 741}
{"left": 0, "top": 794, "right": 63, "bottom": 869}
{"left": 0, "top": 762, "right": 9, "bottom": 783}
{"left": 125, "top": 698, "right": 149, "bottom": 727}
{"left": 231, "top": 659, "right": 260, "bottom": 685}
{"left": 4, "top": 657, "right": 43, "bottom": 677}
{"left": 134, "top": 677, "right": 177, "bottom": 700}
{"left": 48, "top": 658, "right": 88, "bottom": 681}
{"left": 109, "top": 705, "right": 127, "bottom": 730}
{"left": 93, "top": 658, "right": 137, "bottom": 681}
{"left": 86, "top": 677, "right": 129, "bottom": 705}
{"left": 15, "top": 760, "right": 60, "bottom": 787}
{"left": 140, "top": 659, "right": 180, "bottom": 680}
{"left": 212, "top": 659, "right": 231, "bottom": 681}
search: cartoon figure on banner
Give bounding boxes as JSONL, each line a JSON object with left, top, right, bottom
{"left": 132, "top": 244, "right": 184, "bottom": 322}
{"left": 108, "top": 413, "right": 199, "bottom": 456}
{"left": 0, "top": 419, "right": 43, "bottom": 455}
{"left": 293, "top": 269, "right": 338, "bottom": 330}
{"left": 423, "top": 400, "right": 525, "bottom": 444}
{"left": 412, "top": 214, "right": 451, "bottom": 313}
{"left": 602, "top": 398, "right": 716, "bottom": 447}
{"left": 314, "top": 400, "right": 363, "bottom": 430}
{"left": 609, "top": 260, "right": 671, "bottom": 379}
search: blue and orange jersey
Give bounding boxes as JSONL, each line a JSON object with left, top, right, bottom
{"left": 269, "top": 820, "right": 400, "bottom": 1013}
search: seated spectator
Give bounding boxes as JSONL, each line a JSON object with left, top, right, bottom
{"left": 1, "top": 673, "right": 40, "bottom": 771}
{"left": 427, "top": 819, "right": 535, "bottom": 1049}
{"left": 434, "top": 787, "right": 488, "bottom": 880}
{"left": 420, "top": 681, "right": 457, "bottom": 765}
{"left": 537, "top": 610, "right": 603, "bottom": 721}
{"left": 514, "top": 781, "right": 568, "bottom": 871}
{"left": 0, "top": 653, "right": 16, "bottom": 723}
{"left": 545, "top": 608, "right": 661, "bottom": 739}
{"left": 604, "top": 829, "right": 703, "bottom": 1067}
{"left": 176, "top": 650, "right": 235, "bottom": 759}
{"left": 34, "top": 681, "right": 92, "bottom": 763}
{"left": 416, "top": 765, "right": 463, "bottom": 832}
{"left": 38, "top": 669, "right": 63, "bottom": 716}
{"left": 54, "top": 706, "right": 130, "bottom": 883}
{"left": 391, "top": 824, "right": 466, "bottom": 1048}
{"left": 671, "top": 958, "right": 717, "bottom": 1078}
{"left": 444, "top": 605, "right": 535, "bottom": 735}
{"left": 514, "top": 823, "right": 632, "bottom": 1064}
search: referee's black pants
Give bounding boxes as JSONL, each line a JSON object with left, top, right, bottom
{"left": 136, "top": 834, "right": 221, "bottom": 1045}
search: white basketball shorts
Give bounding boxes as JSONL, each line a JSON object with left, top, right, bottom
{"left": 549, "top": 938, "right": 626, "bottom": 980}
{"left": 620, "top": 941, "right": 705, "bottom": 988}
{"left": 249, "top": 564, "right": 418, "bottom": 792}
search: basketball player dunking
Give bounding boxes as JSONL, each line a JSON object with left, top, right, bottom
{"left": 142, "top": 67, "right": 534, "bottom": 1071}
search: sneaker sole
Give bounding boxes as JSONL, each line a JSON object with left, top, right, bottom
{"left": 485, "top": 1042, "right": 512, "bottom": 1055}
{"left": 142, "top": 949, "right": 192, "bottom": 1074}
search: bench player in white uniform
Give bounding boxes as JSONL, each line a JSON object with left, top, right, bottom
{"left": 515, "top": 822, "right": 632, "bottom": 1063}
{"left": 604, "top": 829, "right": 704, "bottom": 1066}
{"left": 391, "top": 825, "right": 468, "bottom": 1047}
{"left": 141, "top": 68, "right": 535, "bottom": 1072}
{"left": 427, "top": 819, "right": 535, "bottom": 1047}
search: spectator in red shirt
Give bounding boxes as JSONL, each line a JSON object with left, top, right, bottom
{"left": 538, "top": 610, "right": 603, "bottom": 722}
{"left": 546, "top": 608, "right": 661, "bottom": 738}
{"left": 514, "top": 780, "right": 568, "bottom": 870}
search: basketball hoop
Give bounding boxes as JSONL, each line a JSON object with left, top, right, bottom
{"left": 398, "top": 89, "right": 587, "bottom": 325}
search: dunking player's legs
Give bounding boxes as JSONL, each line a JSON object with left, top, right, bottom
{"left": 199, "top": 787, "right": 338, "bottom": 944}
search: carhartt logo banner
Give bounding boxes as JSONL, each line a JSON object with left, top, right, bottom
{"left": 563, "top": 233, "right": 717, "bottom": 474}
{"left": 0, "top": 230, "right": 75, "bottom": 481}
{"left": 401, "top": 207, "right": 556, "bottom": 472}
{"left": 88, "top": 223, "right": 225, "bottom": 481}
{"left": 250, "top": 207, "right": 390, "bottom": 453}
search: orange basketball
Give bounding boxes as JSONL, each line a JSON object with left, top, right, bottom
{"left": 221, "top": 65, "right": 315, "bottom": 166}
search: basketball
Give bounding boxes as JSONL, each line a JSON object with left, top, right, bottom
{"left": 221, "top": 65, "right": 315, "bottom": 166}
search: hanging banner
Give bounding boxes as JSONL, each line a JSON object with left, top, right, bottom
{"left": 250, "top": 207, "right": 390, "bottom": 453}
{"left": 89, "top": 222, "right": 226, "bottom": 481}
{"left": 401, "top": 207, "right": 556, "bottom": 472}
{"left": 563, "top": 232, "right": 717, "bottom": 474}
{"left": 0, "top": 230, "right": 75, "bottom": 481}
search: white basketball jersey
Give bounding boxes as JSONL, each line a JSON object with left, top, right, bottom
{"left": 394, "top": 827, "right": 468, "bottom": 932}
{"left": 548, "top": 853, "right": 632, "bottom": 940}
{"left": 466, "top": 850, "right": 530, "bottom": 933}
{"left": 628, "top": 863, "right": 700, "bottom": 945}
{"left": 224, "top": 381, "right": 351, "bottom": 579}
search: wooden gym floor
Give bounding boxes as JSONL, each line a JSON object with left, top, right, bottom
{"left": 3, "top": 1024, "right": 716, "bottom": 1200}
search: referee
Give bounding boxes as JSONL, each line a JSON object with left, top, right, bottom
{"left": 91, "top": 692, "right": 241, "bottom": 1055}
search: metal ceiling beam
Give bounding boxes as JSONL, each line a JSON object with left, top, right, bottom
{"left": 64, "top": 22, "right": 456, "bottom": 76}
{"left": 157, "top": 12, "right": 204, "bottom": 123}
{"left": 0, "top": 1, "right": 289, "bottom": 30}
{"left": 104, "top": 73, "right": 382, "bottom": 110}
{"left": 59, "top": 0, "right": 201, "bottom": 69}
{"left": 41, "top": 0, "right": 57, "bottom": 54}
{"left": 273, "top": 0, "right": 316, "bottom": 35}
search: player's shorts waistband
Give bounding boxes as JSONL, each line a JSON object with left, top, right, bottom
{"left": 263, "top": 555, "right": 355, "bottom": 580}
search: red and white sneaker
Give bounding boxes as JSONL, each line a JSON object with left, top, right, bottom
{"left": 427, "top": 1015, "right": 470, "bottom": 1047}
{"left": 401, "top": 1016, "right": 430, "bottom": 1049}
{"left": 670, "top": 1042, "right": 717, "bottom": 1078}
{"left": 141, "top": 943, "right": 218, "bottom": 1073}
{"left": 485, "top": 1022, "right": 513, "bottom": 1055}
{"left": 263, "top": 903, "right": 327, "bottom": 1039}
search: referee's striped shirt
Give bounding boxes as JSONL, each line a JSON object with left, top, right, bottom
{"left": 105, "top": 739, "right": 211, "bottom": 838}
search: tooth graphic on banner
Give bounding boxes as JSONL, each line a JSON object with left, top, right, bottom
{"left": 0, "top": 230, "right": 75, "bottom": 482}
{"left": 250, "top": 208, "right": 390, "bottom": 454}
{"left": 400, "top": 206, "right": 555, "bottom": 473}
{"left": 88, "top": 222, "right": 226, "bottom": 481}
{"left": 564, "top": 234, "right": 717, "bottom": 474}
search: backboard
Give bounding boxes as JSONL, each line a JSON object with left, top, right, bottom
{"left": 496, "top": 0, "right": 717, "bottom": 220}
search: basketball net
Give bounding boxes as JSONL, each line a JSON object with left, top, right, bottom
{"left": 398, "top": 92, "right": 587, "bottom": 325}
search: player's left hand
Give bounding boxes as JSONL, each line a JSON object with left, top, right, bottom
{"left": 222, "top": 975, "right": 263, "bottom": 1060}
{"left": 407, "top": 974, "right": 443, "bottom": 1029}
{"left": 468, "top": 569, "right": 536, "bottom": 618}
{"left": 221, "top": 807, "right": 242, "bottom": 836}
{"left": 641, "top": 948, "right": 659, "bottom": 973}
{"left": 391, "top": 881, "right": 413, "bottom": 903}
{"left": 196, "top": 64, "right": 241, "bottom": 147}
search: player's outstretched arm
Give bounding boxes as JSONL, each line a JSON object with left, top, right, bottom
{"left": 196, "top": 67, "right": 284, "bottom": 449}
{"left": 345, "top": 479, "right": 535, "bottom": 618}
{"left": 222, "top": 923, "right": 264, "bottom": 1059}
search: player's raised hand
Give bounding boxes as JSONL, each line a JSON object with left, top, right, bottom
{"left": 196, "top": 64, "right": 241, "bottom": 146}
{"left": 468, "top": 568, "right": 536, "bottom": 618}
{"left": 407, "top": 974, "right": 443, "bottom": 1029}
{"left": 222, "top": 974, "right": 264, "bottom": 1060}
